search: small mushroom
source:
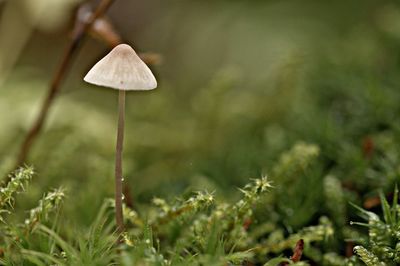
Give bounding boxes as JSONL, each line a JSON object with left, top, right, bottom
{"left": 84, "top": 44, "right": 157, "bottom": 236}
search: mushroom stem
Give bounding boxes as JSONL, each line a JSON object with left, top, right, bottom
{"left": 115, "top": 90, "right": 125, "bottom": 237}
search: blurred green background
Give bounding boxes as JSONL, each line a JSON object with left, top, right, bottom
{"left": 1, "top": 0, "right": 400, "bottom": 228}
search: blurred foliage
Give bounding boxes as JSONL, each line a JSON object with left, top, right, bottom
{"left": 350, "top": 187, "right": 400, "bottom": 266}
{"left": 1, "top": 0, "right": 400, "bottom": 265}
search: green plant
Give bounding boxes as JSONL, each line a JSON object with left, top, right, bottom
{"left": 350, "top": 187, "right": 400, "bottom": 266}
{"left": 0, "top": 167, "right": 65, "bottom": 265}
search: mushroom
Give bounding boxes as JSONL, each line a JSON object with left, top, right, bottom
{"left": 84, "top": 44, "right": 157, "bottom": 236}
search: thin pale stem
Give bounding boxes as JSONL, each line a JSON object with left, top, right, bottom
{"left": 115, "top": 90, "right": 125, "bottom": 238}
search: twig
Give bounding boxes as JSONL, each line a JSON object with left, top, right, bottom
{"left": 291, "top": 239, "right": 304, "bottom": 262}
{"left": 12, "top": 0, "right": 116, "bottom": 176}
{"left": 85, "top": 7, "right": 162, "bottom": 65}
{"left": 281, "top": 239, "right": 304, "bottom": 265}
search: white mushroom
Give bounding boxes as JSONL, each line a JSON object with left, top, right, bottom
{"left": 84, "top": 43, "right": 157, "bottom": 236}
{"left": 84, "top": 43, "right": 157, "bottom": 90}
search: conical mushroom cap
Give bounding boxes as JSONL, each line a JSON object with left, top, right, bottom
{"left": 84, "top": 44, "right": 157, "bottom": 91}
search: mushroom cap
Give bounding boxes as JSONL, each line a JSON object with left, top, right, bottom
{"left": 84, "top": 44, "right": 157, "bottom": 91}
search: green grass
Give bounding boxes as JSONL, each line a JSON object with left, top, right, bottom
{"left": 2, "top": 0, "right": 400, "bottom": 265}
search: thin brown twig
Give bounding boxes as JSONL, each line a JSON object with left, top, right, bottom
{"left": 281, "top": 239, "right": 304, "bottom": 266}
{"left": 291, "top": 239, "right": 304, "bottom": 262}
{"left": 86, "top": 9, "right": 162, "bottom": 66}
{"left": 11, "top": 0, "right": 116, "bottom": 177}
